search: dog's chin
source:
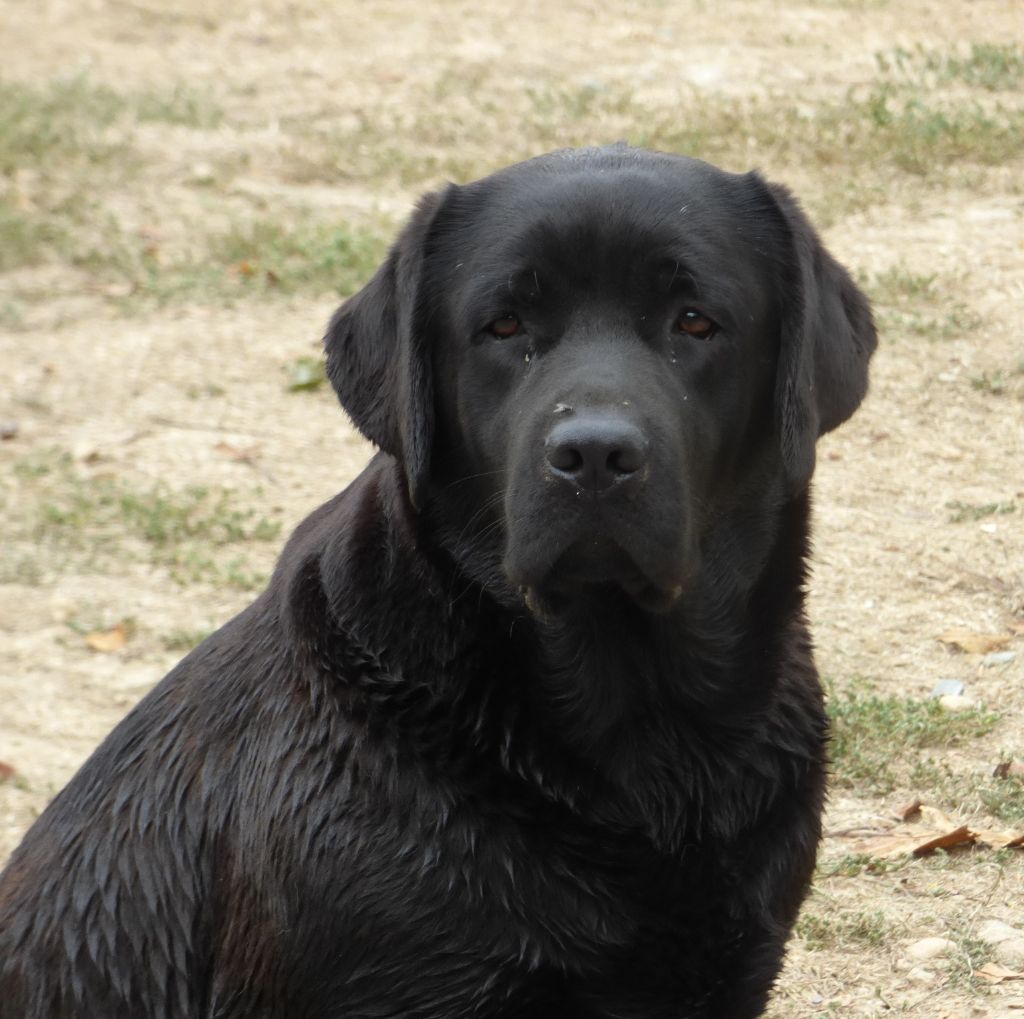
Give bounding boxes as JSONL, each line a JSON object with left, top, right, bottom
{"left": 515, "top": 538, "right": 684, "bottom": 619}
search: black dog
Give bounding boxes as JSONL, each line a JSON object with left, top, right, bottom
{"left": 0, "top": 145, "right": 875, "bottom": 1018}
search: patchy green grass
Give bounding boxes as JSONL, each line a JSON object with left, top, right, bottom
{"left": 6, "top": 55, "right": 1019, "bottom": 306}
{"left": 0, "top": 75, "right": 222, "bottom": 275}
{"left": 970, "top": 362, "right": 1024, "bottom": 396}
{"left": 796, "top": 908, "right": 892, "bottom": 950}
{"left": 160, "top": 627, "right": 216, "bottom": 653}
{"left": 0, "top": 551, "right": 44, "bottom": 586}
{"left": 133, "top": 83, "right": 223, "bottom": 129}
{"left": 0, "top": 205, "right": 66, "bottom": 271}
{"left": 910, "top": 756, "right": 1024, "bottom": 826}
{"left": 69, "top": 213, "right": 389, "bottom": 305}
{"left": 4, "top": 452, "right": 281, "bottom": 590}
{"left": 878, "top": 42, "right": 1024, "bottom": 92}
{"left": 861, "top": 264, "right": 983, "bottom": 341}
{"left": 945, "top": 934, "right": 994, "bottom": 988}
{"left": 854, "top": 83, "right": 1024, "bottom": 174}
{"left": 205, "top": 218, "right": 385, "bottom": 297}
{"left": 828, "top": 684, "right": 1000, "bottom": 795}
{"left": 933, "top": 43, "right": 1024, "bottom": 91}
{"left": 0, "top": 75, "right": 127, "bottom": 176}
{"left": 0, "top": 300, "right": 25, "bottom": 329}
{"left": 945, "top": 499, "right": 1017, "bottom": 523}
{"left": 819, "top": 853, "right": 910, "bottom": 879}
{"left": 275, "top": 52, "right": 1024, "bottom": 216}
{"left": 0, "top": 75, "right": 221, "bottom": 175}
{"left": 977, "top": 772, "right": 1024, "bottom": 825}
{"left": 864, "top": 264, "right": 939, "bottom": 306}
{"left": 31, "top": 474, "right": 279, "bottom": 549}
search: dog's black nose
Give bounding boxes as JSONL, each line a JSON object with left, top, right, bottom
{"left": 544, "top": 414, "right": 648, "bottom": 491}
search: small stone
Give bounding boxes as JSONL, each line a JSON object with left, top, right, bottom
{"left": 995, "top": 938, "right": 1024, "bottom": 970}
{"left": 907, "top": 965, "right": 938, "bottom": 986}
{"left": 930, "top": 679, "right": 965, "bottom": 699}
{"left": 189, "top": 161, "right": 216, "bottom": 184}
{"left": 938, "top": 694, "right": 977, "bottom": 712}
{"left": 907, "top": 937, "right": 958, "bottom": 961}
{"left": 982, "top": 651, "right": 1017, "bottom": 667}
{"left": 977, "top": 920, "right": 1021, "bottom": 946}
{"left": 71, "top": 441, "right": 101, "bottom": 463}
{"left": 0, "top": 421, "right": 18, "bottom": 440}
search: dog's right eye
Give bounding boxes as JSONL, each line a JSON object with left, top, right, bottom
{"left": 676, "top": 308, "right": 718, "bottom": 341}
{"left": 487, "top": 316, "right": 521, "bottom": 339}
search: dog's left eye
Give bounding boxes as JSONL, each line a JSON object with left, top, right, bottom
{"left": 676, "top": 309, "right": 718, "bottom": 341}
{"left": 488, "top": 316, "right": 521, "bottom": 339}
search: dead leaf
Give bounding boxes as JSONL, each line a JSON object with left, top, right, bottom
{"left": 848, "top": 802, "right": 977, "bottom": 859}
{"left": 918, "top": 805, "right": 957, "bottom": 828}
{"left": 848, "top": 802, "right": 1024, "bottom": 859}
{"left": 972, "top": 828, "right": 1024, "bottom": 850}
{"left": 214, "top": 441, "right": 261, "bottom": 462}
{"left": 233, "top": 260, "right": 258, "bottom": 278}
{"left": 0, "top": 421, "right": 19, "bottom": 440}
{"left": 286, "top": 356, "right": 327, "bottom": 392}
{"left": 0, "top": 761, "right": 17, "bottom": 781}
{"left": 99, "top": 282, "right": 134, "bottom": 298}
{"left": 976, "top": 962, "right": 1024, "bottom": 984}
{"left": 938, "top": 629, "right": 1011, "bottom": 654}
{"left": 994, "top": 760, "right": 1024, "bottom": 779}
{"left": 85, "top": 623, "right": 127, "bottom": 653}
{"left": 912, "top": 825, "right": 974, "bottom": 855}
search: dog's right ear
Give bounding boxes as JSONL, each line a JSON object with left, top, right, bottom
{"left": 324, "top": 187, "right": 452, "bottom": 510}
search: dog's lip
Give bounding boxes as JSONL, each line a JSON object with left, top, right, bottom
{"left": 514, "top": 537, "right": 685, "bottom": 616}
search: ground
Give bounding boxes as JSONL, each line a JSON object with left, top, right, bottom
{"left": 1, "top": 0, "right": 1023, "bottom": 1014}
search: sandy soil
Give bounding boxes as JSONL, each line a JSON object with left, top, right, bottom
{"left": 1, "top": 1, "right": 1023, "bottom": 1014}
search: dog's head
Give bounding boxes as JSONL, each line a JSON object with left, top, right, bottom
{"left": 326, "top": 146, "right": 875, "bottom": 615}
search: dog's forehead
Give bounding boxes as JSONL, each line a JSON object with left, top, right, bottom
{"left": 440, "top": 150, "right": 779, "bottom": 310}
{"left": 465, "top": 152, "right": 744, "bottom": 244}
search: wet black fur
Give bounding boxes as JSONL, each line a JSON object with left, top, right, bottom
{"left": 0, "top": 146, "right": 876, "bottom": 1018}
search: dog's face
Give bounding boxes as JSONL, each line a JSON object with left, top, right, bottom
{"left": 429, "top": 159, "right": 785, "bottom": 613}
{"left": 326, "top": 147, "right": 876, "bottom": 614}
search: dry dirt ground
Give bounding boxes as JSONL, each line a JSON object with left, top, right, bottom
{"left": 1, "top": 0, "right": 1023, "bottom": 1015}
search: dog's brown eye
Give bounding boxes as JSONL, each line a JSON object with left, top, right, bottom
{"left": 677, "top": 309, "right": 717, "bottom": 340}
{"left": 488, "top": 316, "right": 521, "bottom": 339}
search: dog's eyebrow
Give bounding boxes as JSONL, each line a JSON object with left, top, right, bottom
{"left": 494, "top": 268, "right": 543, "bottom": 303}
{"left": 664, "top": 260, "right": 698, "bottom": 293}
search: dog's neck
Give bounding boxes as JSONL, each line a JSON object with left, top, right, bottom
{"left": 300, "top": 456, "right": 813, "bottom": 843}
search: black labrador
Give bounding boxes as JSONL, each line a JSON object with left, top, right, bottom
{"left": 0, "top": 145, "right": 876, "bottom": 1018}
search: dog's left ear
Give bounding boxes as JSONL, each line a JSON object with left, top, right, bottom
{"left": 324, "top": 187, "right": 453, "bottom": 509}
{"left": 760, "top": 179, "right": 878, "bottom": 494}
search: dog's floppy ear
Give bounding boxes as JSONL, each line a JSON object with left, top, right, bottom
{"left": 324, "top": 187, "right": 452, "bottom": 509}
{"left": 761, "top": 180, "right": 877, "bottom": 493}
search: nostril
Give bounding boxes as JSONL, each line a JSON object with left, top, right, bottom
{"left": 608, "top": 446, "right": 643, "bottom": 476}
{"left": 547, "top": 444, "right": 584, "bottom": 474}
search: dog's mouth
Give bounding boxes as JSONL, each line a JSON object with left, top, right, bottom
{"left": 519, "top": 536, "right": 683, "bottom": 617}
